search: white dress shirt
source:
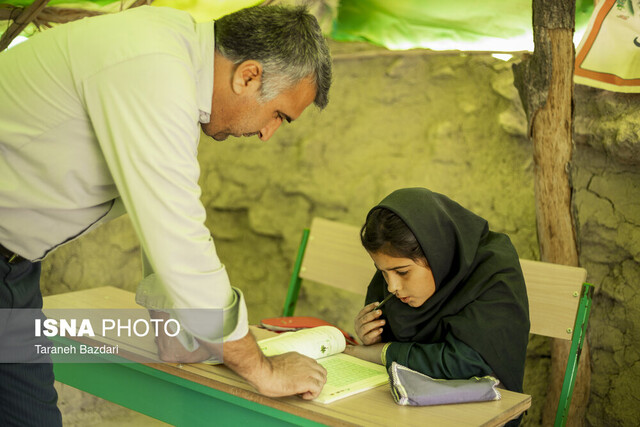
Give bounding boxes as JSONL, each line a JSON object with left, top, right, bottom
{"left": 0, "top": 6, "right": 248, "bottom": 342}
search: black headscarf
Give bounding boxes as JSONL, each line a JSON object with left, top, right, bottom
{"left": 364, "top": 188, "right": 530, "bottom": 392}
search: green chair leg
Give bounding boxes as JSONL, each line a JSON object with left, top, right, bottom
{"left": 554, "top": 283, "right": 594, "bottom": 427}
{"left": 282, "top": 228, "right": 310, "bottom": 317}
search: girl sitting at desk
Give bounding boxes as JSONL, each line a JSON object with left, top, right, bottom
{"left": 344, "top": 187, "right": 530, "bottom": 395}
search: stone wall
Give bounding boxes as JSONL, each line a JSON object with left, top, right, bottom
{"left": 573, "top": 85, "right": 640, "bottom": 426}
{"left": 45, "top": 45, "right": 640, "bottom": 425}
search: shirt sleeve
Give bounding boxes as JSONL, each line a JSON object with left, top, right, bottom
{"left": 383, "top": 334, "right": 494, "bottom": 381}
{"left": 81, "top": 53, "right": 248, "bottom": 342}
{"left": 136, "top": 249, "right": 248, "bottom": 342}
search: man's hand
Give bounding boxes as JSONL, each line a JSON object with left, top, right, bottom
{"left": 149, "top": 310, "right": 211, "bottom": 363}
{"left": 149, "top": 312, "right": 327, "bottom": 399}
{"left": 211, "top": 332, "right": 327, "bottom": 400}
{"left": 354, "top": 302, "right": 386, "bottom": 345}
{"left": 343, "top": 343, "right": 386, "bottom": 365}
{"left": 257, "top": 352, "right": 328, "bottom": 400}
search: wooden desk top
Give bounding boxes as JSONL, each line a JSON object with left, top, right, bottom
{"left": 43, "top": 286, "right": 531, "bottom": 427}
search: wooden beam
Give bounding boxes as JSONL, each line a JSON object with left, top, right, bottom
{"left": 0, "top": 0, "right": 50, "bottom": 52}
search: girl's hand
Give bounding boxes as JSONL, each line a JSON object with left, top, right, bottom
{"left": 354, "top": 302, "right": 386, "bottom": 345}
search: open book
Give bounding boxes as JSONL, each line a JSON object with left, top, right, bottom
{"left": 258, "top": 325, "right": 389, "bottom": 404}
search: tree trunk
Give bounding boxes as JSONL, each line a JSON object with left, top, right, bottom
{"left": 512, "top": 1, "right": 591, "bottom": 425}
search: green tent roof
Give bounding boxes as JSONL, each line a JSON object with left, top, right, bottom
{"left": 2, "top": 0, "right": 595, "bottom": 52}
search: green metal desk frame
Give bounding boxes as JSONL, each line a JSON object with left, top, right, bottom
{"left": 53, "top": 356, "right": 324, "bottom": 427}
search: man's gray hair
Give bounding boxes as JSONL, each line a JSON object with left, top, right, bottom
{"left": 214, "top": 5, "right": 332, "bottom": 109}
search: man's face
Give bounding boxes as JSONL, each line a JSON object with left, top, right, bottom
{"left": 202, "top": 76, "right": 317, "bottom": 142}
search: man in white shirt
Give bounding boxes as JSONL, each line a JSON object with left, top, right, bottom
{"left": 0, "top": 5, "right": 331, "bottom": 425}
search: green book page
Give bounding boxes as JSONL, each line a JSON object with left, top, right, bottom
{"left": 258, "top": 325, "right": 346, "bottom": 359}
{"left": 257, "top": 326, "right": 388, "bottom": 404}
{"left": 316, "top": 353, "right": 388, "bottom": 404}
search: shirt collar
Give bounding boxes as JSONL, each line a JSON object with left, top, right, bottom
{"left": 195, "top": 20, "right": 214, "bottom": 123}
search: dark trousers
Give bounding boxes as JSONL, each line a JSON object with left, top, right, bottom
{"left": 0, "top": 257, "right": 63, "bottom": 427}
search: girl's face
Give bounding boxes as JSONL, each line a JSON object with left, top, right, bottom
{"left": 368, "top": 251, "right": 436, "bottom": 308}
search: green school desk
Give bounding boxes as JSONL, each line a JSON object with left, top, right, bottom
{"left": 43, "top": 287, "right": 531, "bottom": 427}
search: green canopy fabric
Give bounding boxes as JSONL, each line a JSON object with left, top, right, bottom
{"left": 2, "top": 0, "right": 595, "bottom": 52}
{"left": 0, "top": 0, "right": 260, "bottom": 45}
{"left": 332, "top": 0, "right": 595, "bottom": 51}
{"left": 1, "top": 0, "right": 260, "bottom": 21}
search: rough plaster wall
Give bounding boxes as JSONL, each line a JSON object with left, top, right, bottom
{"left": 573, "top": 85, "right": 640, "bottom": 427}
{"left": 41, "top": 47, "right": 548, "bottom": 423}
{"left": 41, "top": 215, "right": 141, "bottom": 296}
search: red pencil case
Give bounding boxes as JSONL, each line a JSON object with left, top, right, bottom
{"left": 259, "top": 316, "right": 359, "bottom": 346}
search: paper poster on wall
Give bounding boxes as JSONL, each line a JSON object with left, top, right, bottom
{"left": 575, "top": 0, "right": 640, "bottom": 92}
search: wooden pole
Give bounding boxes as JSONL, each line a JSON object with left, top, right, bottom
{"left": 513, "top": 0, "right": 591, "bottom": 425}
{"left": 0, "top": 0, "right": 50, "bottom": 52}
{"left": 0, "top": 1, "right": 153, "bottom": 53}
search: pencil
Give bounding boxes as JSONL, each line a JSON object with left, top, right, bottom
{"left": 375, "top": 293, "right": 395, "bottom": 311}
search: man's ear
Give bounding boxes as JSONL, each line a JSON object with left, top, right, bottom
{"left": 231, "top": 60, "right": 262, "bottom": 95}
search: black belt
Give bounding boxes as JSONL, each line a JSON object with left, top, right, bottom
{"left": 0, "top": 243, "right": 25, "bottom": 264}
